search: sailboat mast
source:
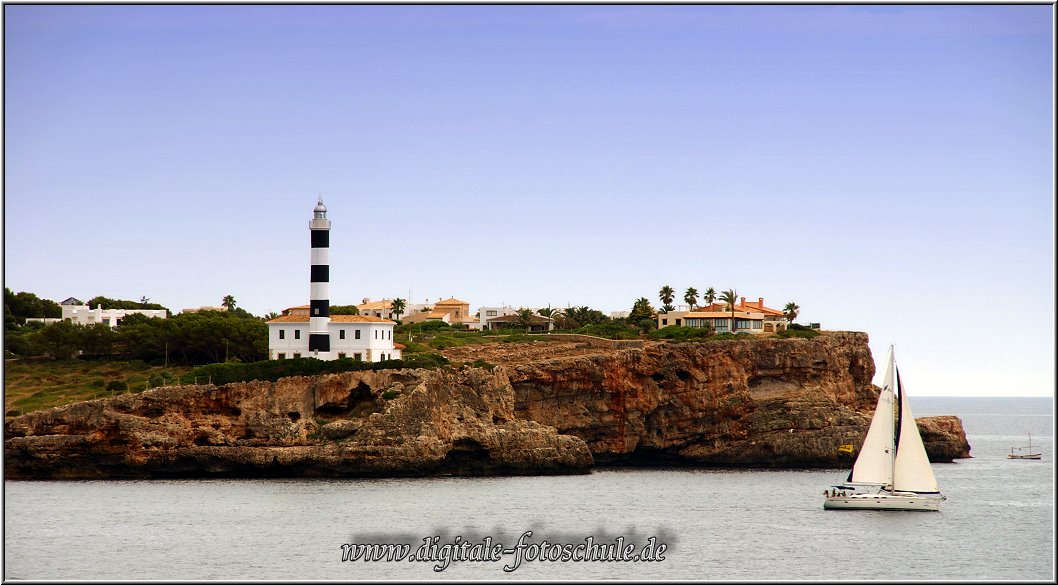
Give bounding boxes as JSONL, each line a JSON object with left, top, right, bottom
{"left": 889, "top": 347, "right": 898, "bottom": 491}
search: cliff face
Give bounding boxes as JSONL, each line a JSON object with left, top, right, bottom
{"left": 4, "top": 367, "right": 593, "bottom": 479}
{"left": 506, "top": 332, "right": 970, "bottom": 467}
{"left": 5, "top": 332, "right": 971, "bottom": 479}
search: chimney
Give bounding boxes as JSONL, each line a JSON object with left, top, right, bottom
{"left": 759, "top": 297, "right": 764, "bottom": 308}
{"left": 740, "top": 296, "right": 745, "bottom": 308}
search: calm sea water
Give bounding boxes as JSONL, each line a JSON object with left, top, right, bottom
{"left": 4, "top": 397, "right": 1053, "bottom": 580}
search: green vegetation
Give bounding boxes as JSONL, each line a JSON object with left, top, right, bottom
{"left": 330, "top": 305, "right": 360, "bottom": 315}
{"left": 648, "top": 325, "right": 714, "bottom": 341}
{"left": 703, "top": 287, "right": 717, "bottom": 307}
{"left": 658, "top": 285, "right": 675, "bottom": 313}
{"left": 3, "top": 358, "right": 196, "bottom": 415}
{"left": 684, "top": 287, "right": 699, "bottom": 310}
{"left": 184, "top": 352, "right": 449, "bottom": 386}
{"left": 5, "top": 310, "right": 268, "bottom": 364}
{"left": 5, "top": 288, "right": 62, "bottom": 326}
{"left": 778, "top": 323, "right": 820, "bottom": 339}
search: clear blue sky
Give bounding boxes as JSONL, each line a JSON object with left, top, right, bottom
{"left": 3, "top": 5, "right": 1053, "bottom": 396}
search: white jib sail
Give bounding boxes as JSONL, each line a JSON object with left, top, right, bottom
{"left": 848, "top": 347, "right": 896, "bottom": 486}
{"left": 892, "top": 365, "right": 940, "bottom": 493}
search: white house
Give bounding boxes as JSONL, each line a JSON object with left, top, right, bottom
{"left": 267, "top": 310, "right": 402, "bottom": 362}
{"left": 473, "top": 306, "right": 517, "bottom": 330}
{"left": 50, "top": 299, "right": 167, "bottom": 328}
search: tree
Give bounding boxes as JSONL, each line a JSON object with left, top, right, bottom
{"left": 86, "top": 295, "right": 169, "bottom": 312}
{"left": 391, "top": 298, "right": 406, "bottom": 321}
{"left": 628, "top": 297, "right": 655, "bottom": 323}
{"left": 658, "top": 285, "right": 675, "bottom": 312}
{"left": 263, "top": 311, "right": 280, "bottom": 321}
{"left": 221, "top": 295, "right": 237, "bottom": 312}
{"left": 703, "top": 287, "right": 717, "bottom": 308}
{"left": 783, "top": 302, "right": 800, "bottom": 324}
{"left": 661, "top": 303, "right": 675, "bottom": 313}
{"left": 719, "top": 289, "right": 739, "bottom": 333}
{"left": 684, "top": 287, "right": 699, "bottom": 310}
{"left": 537, "top": 306, "right": 558, "bottom": 319}
{"left": 515, "top": 307, "right": 536, "bottom": 333}
{"left": 139, "top": 295, "right": 151, "bottom": 307}
{"left": 330, "top": 305, "right": 360, "bottom": 315}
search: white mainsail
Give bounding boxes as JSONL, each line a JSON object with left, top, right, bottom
{"left": 892, "top": 367, "right": 940, "bottom": 493}
{"left": 847, "top": 347, "right": 896, "bottom": 487}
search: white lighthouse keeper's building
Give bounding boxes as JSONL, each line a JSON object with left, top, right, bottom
{"left": 266, "top": 199, "right": 402, "bottom": 362}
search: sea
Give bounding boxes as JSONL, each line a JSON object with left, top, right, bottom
{"left": 3, "top": 396, "right": 1054, "bottom": 581}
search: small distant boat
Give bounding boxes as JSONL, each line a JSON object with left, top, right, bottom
{"left": 823, "top": 346, "right": 946, "bottom": 511}
{"left": 1007, "top": 433, "right": 1042, "bottom": 460}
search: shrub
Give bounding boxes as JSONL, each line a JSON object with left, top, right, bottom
{"left": 106, "top": 380, "right": 128, "bottom": 393}
{"left": 648, "top": 325, "right": 713, "bottom": 341}
{"left": 470, "top": 359, "right": 496, "bottom": 370}
{"left": 183, "top": 352, "right": 450, "bottom": 386}
{"left": 777, "top": 328, "right": 820, "bottom": 339}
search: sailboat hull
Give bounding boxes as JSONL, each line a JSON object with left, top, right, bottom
{"left": 1007, "top": 453, "right": 1042, "bottom": 460}
{"left": 823, "top": 493, "right": 943, "bottom": 511}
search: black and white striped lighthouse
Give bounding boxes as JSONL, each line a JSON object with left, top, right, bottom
{"left": 308, "top": 197, "right": 331, "bottom": 354}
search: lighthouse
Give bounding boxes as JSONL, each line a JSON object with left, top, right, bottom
{"left": 308, "top": 197, "right": 331, "bottom": 355}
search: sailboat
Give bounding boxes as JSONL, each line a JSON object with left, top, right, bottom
{"left": 823, "top": 346, "right": 946, "bottom": 511}
{"left": 1007, "top": 433, "right": 1042, "bottom": 460}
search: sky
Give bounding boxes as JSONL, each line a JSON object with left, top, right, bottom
{"left": 2, "top": 5, "right": 1054, "bottom": 397}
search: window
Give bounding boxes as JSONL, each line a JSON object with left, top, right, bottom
{"left": 486, "top": 310, "right": 497, "bottom": 316}
{"left": 661, "top": 319, "right": 668, "bottom": 326}
{"left": 675, "top": 319, "right": 681, "bottom": 326}
{"left": 339, "top": 329, "right": 345, "bottom": 340}
{"left": 295, "top": 330, "right": 301, "bottom": 339}
{"left": 293, "top": 353, "right": 301, "bottom": 358}
{"left": 338, "top": 353, "right": 346, "bottom": 359}
{"left": 278, "top": 353, "right": 286, "bottom": 360}
{"left": 355, "top": 329, "right": 361, "bottom": 339}
{"left": 374, "top": 330, "right": 378, "bottom": 339}
{"left": 388, "top": 330, "right": 391, "bottom": 340}
{"left": 354, "top": 353, "right": 362, "bottom": 361}
{"left": 279, "top": 330, "right": 285, "bottom": 340}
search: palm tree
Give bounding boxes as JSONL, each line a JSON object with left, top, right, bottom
{"left": 537, "top": 306, "right": 558, "bottom": 319}
{"left": 263, "top": 311, "right": 279, "bottom": 321}
{"left": 719, "top": 289, "right": 739, "bottom": 334}
{"left": 391, "top": 298, "right": 406, "bottom": 321}
{"left": 703, "top": 287, "right": 717, "bottom": 308}
{"left": 783, "top": 302, "right": 800, "bottom": 324}
{"left": 658, "top": 285, "right": 675, "bottom": 312}
{"left": 221, "top": 295, "right": 236, "bottom": 312}
{"left": 515, "top": 307, "right": 536, "bottom": 333}
{"left": 684, "top": 287, "right": 699, "bottom": 310}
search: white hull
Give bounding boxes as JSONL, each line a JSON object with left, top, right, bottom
{"left": 824, "top": 493, "right": 943, "bottom": 511}
{"left": 1008, "top": 453, "right": 1042, "bottom": 460}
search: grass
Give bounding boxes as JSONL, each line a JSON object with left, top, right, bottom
{"left": 3, "top": 358, "right": 195, "bottom": 415}
{"left": 398, "top": 331, "right": 558, "bottom": 351}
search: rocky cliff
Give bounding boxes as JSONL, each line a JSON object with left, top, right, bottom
{"left": 4, "top": 367, "right": 593, "bottom": 479}
{"left": 502, "top": 332, "right": 970, "bottom": 467}
{"left": 5, "top": 332, "right": 971, "bottom": 479}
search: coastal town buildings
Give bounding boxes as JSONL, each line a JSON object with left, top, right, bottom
{"left": 401, "top": 297, "right": 478, "bottom": 327}
{"left": 485, "top": 313, "right": 555, "bottom": 332}
{"left": 657, "top": 296, "right": 788, "bottom": 334}
{"left": 266, "top": 200, "right": 401, "bottom": 362}
{"left": 356, "top": 298, "right": 404, "bottom": 321}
